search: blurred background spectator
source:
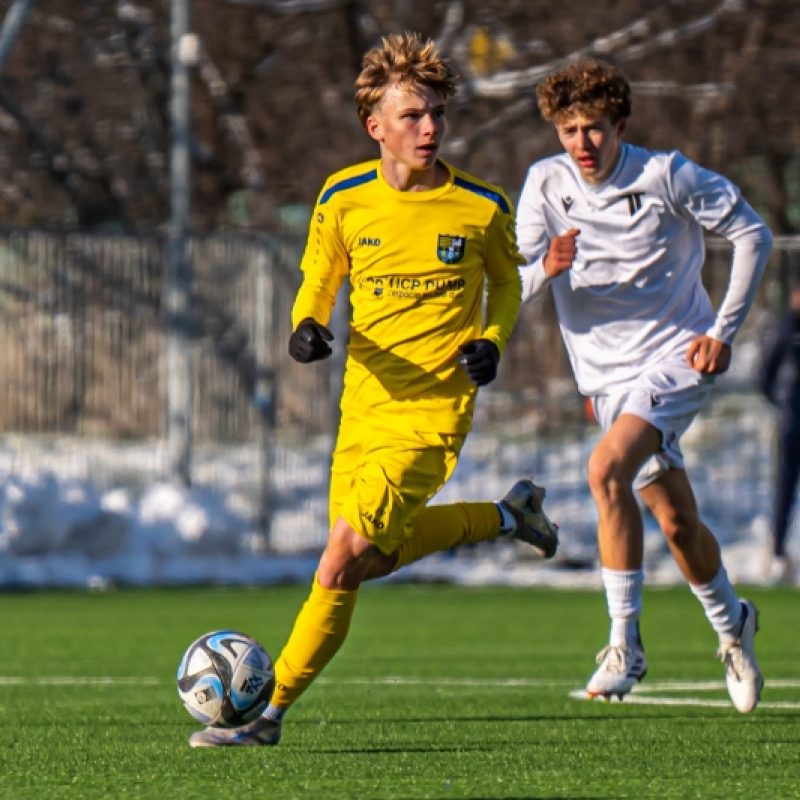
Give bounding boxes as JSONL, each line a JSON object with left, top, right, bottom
{"left": 758, "top": 284, "right": 800, "bottom": 585}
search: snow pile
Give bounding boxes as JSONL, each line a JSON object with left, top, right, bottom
{"left": 0, "top": 387, "right": 797, "bottom": 590}
{"left": 0, "top": 475, "right": 318, "bottom": 589}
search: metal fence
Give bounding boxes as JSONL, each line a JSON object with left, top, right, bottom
{"left": 0, "top": 228, "right": 797, "bottom": 552}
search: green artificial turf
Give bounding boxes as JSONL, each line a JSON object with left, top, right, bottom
{"left": 0, "top": 584, "right": 797, "bottom": 799}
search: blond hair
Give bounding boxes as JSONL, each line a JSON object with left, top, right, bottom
{"left": 354, "top": 32, "right": 457, "bottom": 128}
{"left": 537, "top": 60, "right": 631, "bottom": 124}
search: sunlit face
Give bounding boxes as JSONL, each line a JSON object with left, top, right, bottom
{"left": 555, "top": 112, "right": 626, "bottom": 185}
{"left": 366, "top": 82, "right": 446, "bottom": 175}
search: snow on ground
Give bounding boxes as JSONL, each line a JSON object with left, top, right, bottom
{"left": 0, "top": 388, "right": 797, "bottom": 590}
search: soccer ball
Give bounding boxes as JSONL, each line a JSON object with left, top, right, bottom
{"left": 176, "top": 630, "right": 275, "bottom": 728}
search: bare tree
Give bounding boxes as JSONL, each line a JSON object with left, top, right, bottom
{"left": 0, "top": 0, "right": 796, "bottom": 232}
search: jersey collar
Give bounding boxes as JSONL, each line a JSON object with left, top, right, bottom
{"left": 376, "top": 159, "right": 455, "bottom": 201}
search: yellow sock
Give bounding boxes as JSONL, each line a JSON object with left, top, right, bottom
{"left": 393, "top": 502, "right": 500, "bottom": 571}
{"left": 270, "top": 574, "right": 359, "bottom": 708}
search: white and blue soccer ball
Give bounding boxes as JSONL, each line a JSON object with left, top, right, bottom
{"left": 176, "top": 630, "right": 275, "bottom": 728}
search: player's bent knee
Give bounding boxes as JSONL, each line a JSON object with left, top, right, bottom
{"left": 317, "top": 554, "right": 366, "bottom": 590}
{"left": 587, "top": 456, "right": 630, "bottom": 501}
{"left": 587, "top": 449, "right": 618, "bottom": 486}
{"left": 317, "top": 525, "right": 394, "bottom": 590}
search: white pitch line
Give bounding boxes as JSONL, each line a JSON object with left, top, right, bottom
{"left": 568, "top": 689, "right": 800, "bottom": 709}
{"left": 316, "top": 677, "right": 576, "bottom": 687}
{"left": 634, "top": 679, "right": 800, "bottom": 692}
{"left": 0, "top": 677, "right": 159, "bottom": 686}
{"left": 318, "top": 676, "right": 800, "bottom": 708}
{"left": 316, "top": 676, "right": 800, "bottom": 690}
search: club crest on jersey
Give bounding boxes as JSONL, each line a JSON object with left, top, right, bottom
{"left": 561, "top": 197, "right": 574, "bottom": 213}
{"left": 437, "top": 234, "right": 466, "bottom": 264}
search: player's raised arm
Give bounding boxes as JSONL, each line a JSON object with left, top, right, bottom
{"left": 515, "top": 170, "right": 580, "bottom": 303}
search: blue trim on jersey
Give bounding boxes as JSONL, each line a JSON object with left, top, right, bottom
{"left": 453, "top": 176, "right": 510, "bottom": 214}
{"left": 319, "top": 169, "right": 378, "bottom": 205}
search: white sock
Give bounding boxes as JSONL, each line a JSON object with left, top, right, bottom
{"left": 601, "top": 567, "right": 644, "bottom": 647}
{"left": 263, "top": 703, "right": 287, "bottom": 722}
{"left": 689, "top": 566, "right": 743, "bottom": 644}
{"left": 497, "top": 503, "right": 516, "bottom": 533}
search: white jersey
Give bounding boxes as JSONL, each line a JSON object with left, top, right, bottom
{"left": 516, "top": 144, "right": 773, "bottom": 396}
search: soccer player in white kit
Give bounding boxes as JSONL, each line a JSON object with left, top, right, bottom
{"left": 516, "top": 60, "right": 773, "bottom": 712}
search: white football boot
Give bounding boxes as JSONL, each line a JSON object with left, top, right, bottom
{"left": 189, "top": 715, "right": 282, "bottom": 748}
{"left": 586, "top": 626, "right": 648, "bottom": 700}
{"left": 500, "top": 479, "right": 559, "bottom": 559}
{"left": 717, "top": 600, "right": 764, "bottom": 714}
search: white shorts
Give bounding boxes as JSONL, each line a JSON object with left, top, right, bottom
{"left": 590, "top": 362, "right": 716, "bottom": 490}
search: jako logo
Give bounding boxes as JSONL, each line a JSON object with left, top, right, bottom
{"left": 361, "top": 510, "right": 385, "bottom": 530}
{"left": 358, "top": 237, "right": 381, "bottom": 246}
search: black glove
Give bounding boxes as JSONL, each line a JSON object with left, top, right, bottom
{"left": 458, "top": 339, "right": 500, "bottom": 386}
{"left": 288, "top": 318, "right": 334, "bottom": 363}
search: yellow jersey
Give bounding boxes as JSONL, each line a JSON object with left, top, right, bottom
{"left": 292, "top": 159, "right": 523, "bottom": 433}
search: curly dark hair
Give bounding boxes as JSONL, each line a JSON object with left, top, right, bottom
{"left": 537, "top": 60, "right": 631, "bottom": 123}
{"left": 354, "top": 32, "right": 458, "bottom": 129}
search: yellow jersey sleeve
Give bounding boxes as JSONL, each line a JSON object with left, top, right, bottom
{"left": 291, "top": 176, "right": 354, "bottom": 328}
{"left": 481, "top": 195, "right": 524, "bottom": 355}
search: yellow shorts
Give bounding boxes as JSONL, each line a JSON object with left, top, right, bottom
{"left": 329, "top": 418, "right": 466, "bottom": 554}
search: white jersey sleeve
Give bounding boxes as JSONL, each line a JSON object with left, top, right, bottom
{"left": 668, "top": 154, "right": 773, "bottom": 344}
{"left": 515, "top": 159, "right": 556, "bottom": 303}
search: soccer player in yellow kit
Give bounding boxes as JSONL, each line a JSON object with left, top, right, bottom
{"left": 189, "top": 31, "right": 559, "bottom": 748}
